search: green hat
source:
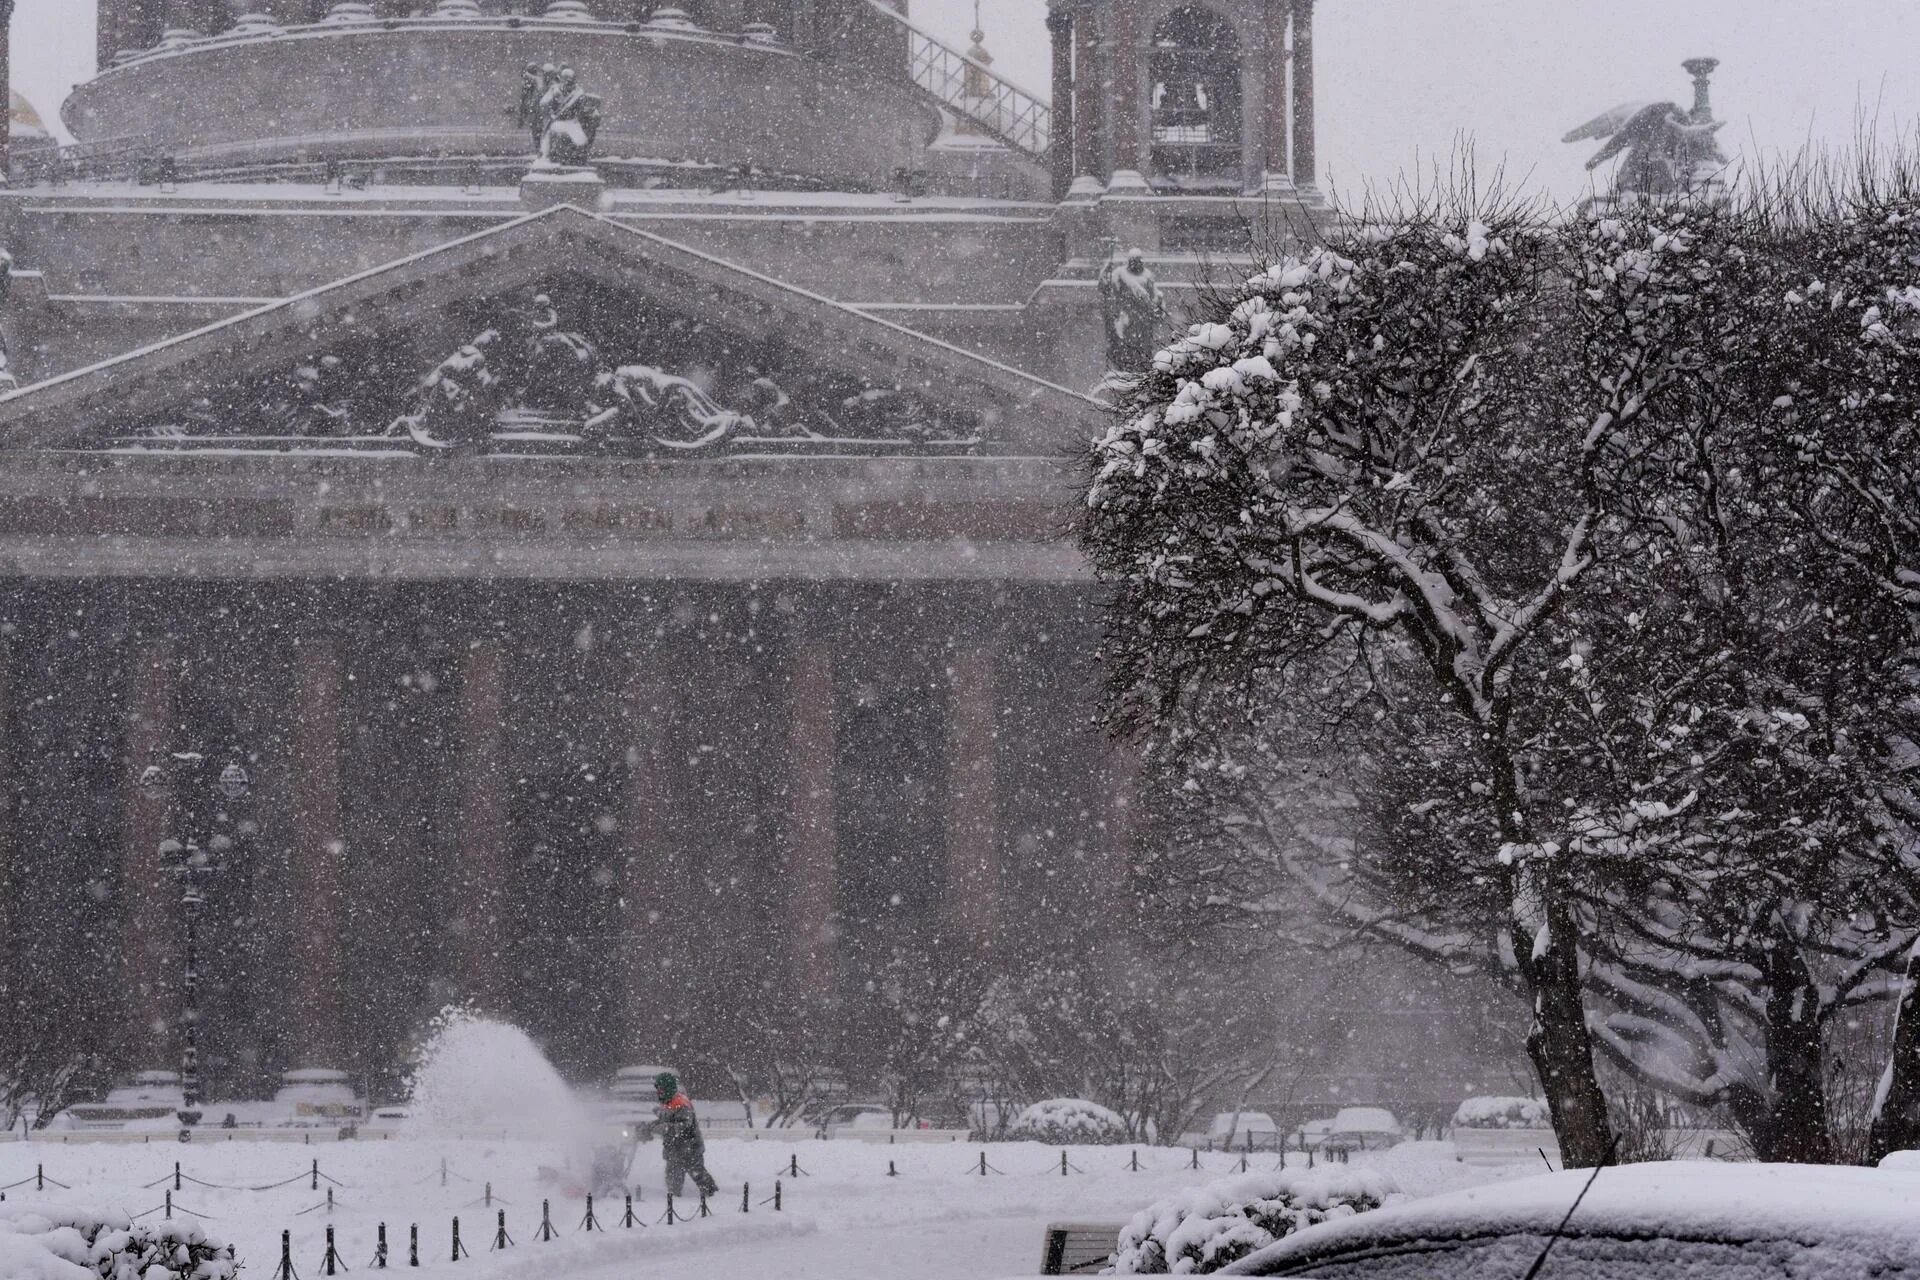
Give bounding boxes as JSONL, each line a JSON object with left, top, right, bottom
{"left": 654, "top": 1071, "right": 678, "bottom": 1095}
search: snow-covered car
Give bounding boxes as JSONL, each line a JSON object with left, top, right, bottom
{"left": 1219, "top": 1162, "right": 1920, "bottom": 1276}
{"left": 1317, "top": 1107, "right": 1400, "bottom": 1153}
{"left": 45, "top": 1071, "right": 184, "bottom": 1132}
{"left": 1209, "top": 1111, "right": 1281, "bottom": 1151}
{"left": 817, "top": 1103, "right": 895, "bottom": 1134}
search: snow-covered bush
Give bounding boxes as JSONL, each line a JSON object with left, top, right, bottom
{"left": 1111, "top": 1167, "right": 1396, "bottom": 1273}
{"left": 1008, "top": 1097, "right": 1128, "bottom": 1145}
{"left": 1450, "top": 1096, "right": 1551, "bottom": 1130}
{"left": 0, "top": 1199, "right": 236, "bottom": 1280}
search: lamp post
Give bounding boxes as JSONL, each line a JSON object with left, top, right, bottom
{"left": 139, "top": 750, "right": 251, "bottom": 1137}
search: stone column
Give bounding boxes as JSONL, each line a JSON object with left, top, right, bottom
{"left": 0, "top": 639, "right": 13, "bottom": 1029}
{"left": 1106, "top": 0, "right": 1148, "bottom": 190}
{"left": 122, "top": 639, "right": 178, "bottom": 1065}
{"left": 455, "top": 641, "right": 508, "bottom": 1012}
{"left": 1290, "top": 0, "right": 1317, "bottom": 190}
{"left": 945, "top": 647, "right": 1000, "bottom": 954}
{"left": 290, "top": 633, "right": 344, "bottom": 1069}
{"left": 1070, "top": 4, "right": 1100, "bottom": 188}
{"left": 161, "top": 0, "right": 203, "bottom": 33}
{"left": 1101, "top": 742, "right": 1143, "bottom": 920}
{"left": 0, "top": 2, "right": 14, "bottom": 177}
{"left": 622, "top": 655, "right": 678, "bottom": 1050}
{"left": 97, "top": 0, "right": 146, "bottom": 67}
{"left": 1259, "top": 0, "right": 1293, "bottom": 191}
{"left": 1047, "top": 7, "right": 1075, "bottom": 199}
{"left": 785, "top": 635, "right": 836, "bottom": 999}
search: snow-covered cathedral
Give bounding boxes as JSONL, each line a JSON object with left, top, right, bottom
{"left": 0, "top": 0, "right": 1327, "bottom": 1094}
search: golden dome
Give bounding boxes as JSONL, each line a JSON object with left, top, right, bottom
{"left": 11, "top": 90, "right": 51, "bottom": 144}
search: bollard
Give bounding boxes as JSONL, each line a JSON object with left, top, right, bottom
{"left": 174, "top": 1162, "right": 182, "bottom": 1193}
{"left": 774, "top": 1179, "right": 782, "bottom": 1212}
{"left": 273, "top": 1230, "right": 295, "bottom": 1280}
{"left": 409, "top": 1224, "right": 419, "bottom": 1269}
{"left": 484, "top": 1182, "right": 492, "bottom": 1208}
{"left": 664, "top": 1195, "right": 677, "bottom": 1226}
{"left": 165, "top": 1190, "right": 173, "bottom": 1220}
{"left": 623, "top": 1194, "right": 638, "bottom": 1229}
{"left": 440, "top": 1159, "right": 448, "bottom": 1189}
{"left": 1060, "top": 1151, "right": 1069, "bottom": 1176}
{"left": 451, "top": 1216, "right": 468, "bottom": 1262}
{"left": 372, "top": 1223, "right": 388, "bottom": 1270}
{"left": 977, "top": 1152, "right": 989, "bottom": 1176}
{"left": 1130, "top": 1150, "right": 1142, "bottom": 1173}
{"left": 323, "top": 1226, "right": 342, "bottom": 1277}
{"left": 1308, "top": 1147, "right": 1315, "bottom": 1169}
{"left": 698, "top": 1191, "right": 711, "bottom": 1219}
{"left": 35, "top": 1165, "right": 42, "bottom": 1191}
{"left": 327, "top": 1187, "right": 335, "bottom": 1215}
{"left": 537, "top": 1199, "right": 556, "bottom": 1243}
{"left": 312, "top": 1159, "right": 320, "bottom": 1192}
{"left": 742, "top": 1182, "right": 751, "bottom": 1213}
{"left": 888, "top": 1160, "right": 899, "bottom": 1178}
{"left": 581, "top": 1194, "right": 600, "bottom": 1232}
{"left": 1238, "top": 1154, "right": 1249, "bottom": 1173}
{"left": 788, "top": 1153, "right": 799, "bottom": 1178}
{"left": 491, "top": 1209, "right": 511, "bottom": 1251}
{"left": 1190, "top": 1148, "right": 1201, "bottom": 1170}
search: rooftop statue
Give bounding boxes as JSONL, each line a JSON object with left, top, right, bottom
{"left": 1564, "top": 58, "right": 1728, "bottom": 199}
{"left": 520, "top": 64, "right": 604, "bottom": 167}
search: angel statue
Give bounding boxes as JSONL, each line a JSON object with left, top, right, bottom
{"left": 1564, "top": 58, "right": 1728, "bottom": 200}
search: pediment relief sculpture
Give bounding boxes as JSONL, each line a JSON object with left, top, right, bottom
{"left": 117, "top": 286, "right": 978, "bottom": 457}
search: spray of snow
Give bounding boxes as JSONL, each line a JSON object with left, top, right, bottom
{"left": 402, "top": 1007, "right": 599, "bottom": 1150}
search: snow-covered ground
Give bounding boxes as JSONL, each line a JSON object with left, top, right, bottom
{"left": 0, "top": 1137, "right": 1522, "bottom": 1278}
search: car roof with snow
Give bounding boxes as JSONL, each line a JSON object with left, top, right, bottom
{"left": 1222, "top": 1162, "right": 1920, "bottom": 1276}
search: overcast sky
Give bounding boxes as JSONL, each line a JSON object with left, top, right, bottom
{"left": 14, "top": 0, "right": 1920, "bottom": 204}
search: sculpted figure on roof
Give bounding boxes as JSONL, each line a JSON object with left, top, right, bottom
{"left": 531, "top": 65, "right": 604, "bottom": 167}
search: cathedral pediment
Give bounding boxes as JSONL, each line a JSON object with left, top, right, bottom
{"left": 0, "top": 206, "right": 1094, "bottom": 458}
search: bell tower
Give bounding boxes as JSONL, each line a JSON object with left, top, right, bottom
{"left": 1046, "top": 0, "right": 1321, "bottom": 253}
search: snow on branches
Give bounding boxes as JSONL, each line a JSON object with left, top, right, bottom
{"left": 1084, "top": 187, "right": 1920, "bottom": 1166}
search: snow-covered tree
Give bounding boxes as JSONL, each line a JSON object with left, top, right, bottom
{"left": 1083, "top": 196, "right": 1631, "bottom": 1165}
{"left": 1083, "top": 186, "right": 1920, "bottom": 1165}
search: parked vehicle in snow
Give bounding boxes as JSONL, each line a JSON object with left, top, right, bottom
{"left": 1208, "top": 1111, "right": 1281, "bottom": 1151}
{"left": 1317, "top": 1107, "right": 1401, "bottom": 1154}
{"left": 1220, "top": 1162, "right": 1920, "bottom": 1277}
{"left": 816, "top": 1103, "right": 895, "bottom": 1136}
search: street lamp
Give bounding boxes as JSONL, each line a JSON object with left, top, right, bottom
{"left": 140, "top": 749, "right": 251, "bottom": 1137}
